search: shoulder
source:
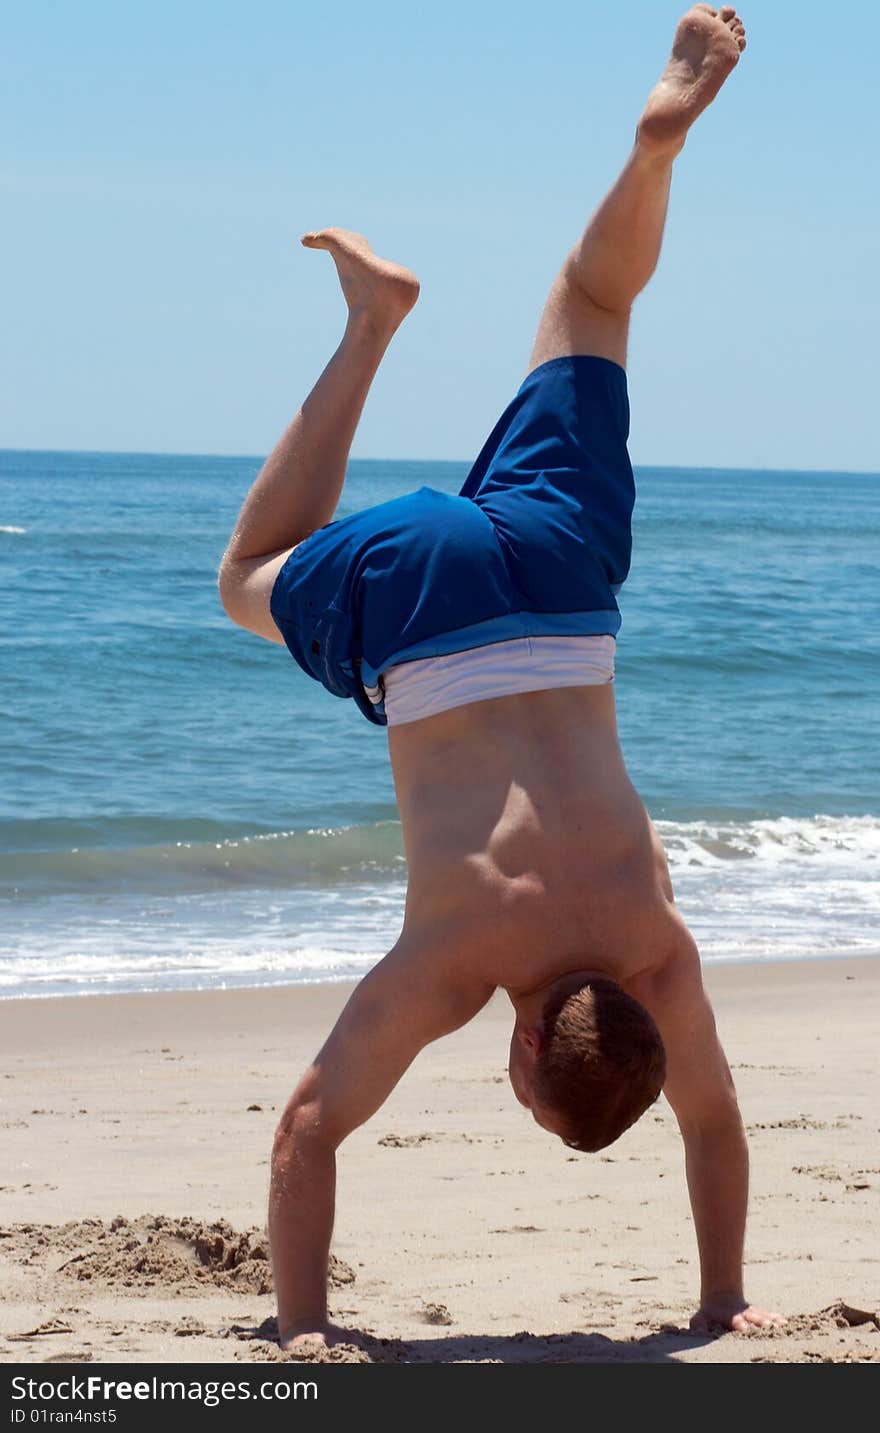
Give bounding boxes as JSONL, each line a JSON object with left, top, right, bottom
{"left": 623, "top": 928, "right": 740, "bottom": 1131}
{"left": 623, "top": 918, "right": 705, "bottom": 1027}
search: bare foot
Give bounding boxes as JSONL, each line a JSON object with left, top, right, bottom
{"left": 638, "top": 5, "right": 746, "bottom": 157}
{"left": 301, "top": 227, "right": 420, "bottom": 335}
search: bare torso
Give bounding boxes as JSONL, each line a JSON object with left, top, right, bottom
{"left": 388, "top": 683, "right": 684, "bottom": 997}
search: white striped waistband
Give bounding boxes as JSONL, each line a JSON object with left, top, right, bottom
{"left": 367, "top": 633, "right": 616, "bottom": 727}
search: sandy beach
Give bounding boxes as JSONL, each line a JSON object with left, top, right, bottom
{"left": 1, "top": 957, "right": 878, "bottom": 1365}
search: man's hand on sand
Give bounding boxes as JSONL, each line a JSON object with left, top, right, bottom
{"left": 281, "top": 1320, "right": 366, "bottom": 1354}
{"left": 691, "top": 1295, "right": 786, "bottom": 1334}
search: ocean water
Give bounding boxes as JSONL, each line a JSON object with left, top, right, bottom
{"left": 1, "top": 451, "right": 878, "bottom": 998}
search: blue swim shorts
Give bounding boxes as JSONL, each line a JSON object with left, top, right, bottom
{"left": 269, "top": 354, "right": 634, "bottom": 726}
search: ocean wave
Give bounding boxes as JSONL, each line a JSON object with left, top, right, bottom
{"left": 0, "top": 524, "right": 26, "bottom": 534}
{"left": 0, "top": 820, "right": 407, "bottom": 896}
{"left": 658, "top": 814, "right": 880, "bottom": 868}
{"left": 1, "top": 815, "right": 878, "bottom": 997}
{"left": 1, "top": 855, "right": 876, "bottom": 998}
{"left": 1, "top": 814, "right": 877, "bottom": 902}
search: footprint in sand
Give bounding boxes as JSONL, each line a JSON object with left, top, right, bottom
{"left": 7, "top": 1318, "right": 75, "bottom": 1342}
{"left": 792, "top": 1164, "right": 843, "bottom": 1183}
{"left": 377, "top": 1133, "right": 434, "bottom": 1147}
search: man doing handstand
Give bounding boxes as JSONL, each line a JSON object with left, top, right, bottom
{"left": 219, "top": 6, "right": 782, "bottom": 1349}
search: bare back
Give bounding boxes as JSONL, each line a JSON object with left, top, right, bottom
{"left": 388, "top": 684, "right": 683, "bottom": 996}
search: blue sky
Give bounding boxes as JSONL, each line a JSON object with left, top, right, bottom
{"left": 4, "top": 1, "right": 879, "bottom": 470}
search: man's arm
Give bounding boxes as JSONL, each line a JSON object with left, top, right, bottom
{"left": 269, "top": 936, "right": 492, "bottom": 1347}
{"left": 630, "top": 930, "right": 782, "bottom": 1331}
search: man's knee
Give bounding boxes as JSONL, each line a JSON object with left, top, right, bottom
{"left": 217, "top": 556, "right": 245, "bottom": 626}
{"left": 560, "top": 258, "right": 633, "bottom": 324}
{"left": 216, "top": 550, "right": 289, "bottom": 645}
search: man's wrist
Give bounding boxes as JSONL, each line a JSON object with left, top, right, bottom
{"left": 279, "top": 1310, "right": 329, "bottom": 1343}
{"left": 699, "top": 1286, "right": 745, "bottom": 1306}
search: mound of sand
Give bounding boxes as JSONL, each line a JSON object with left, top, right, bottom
{"left": 4, "top": 1217, "right": 355, "bottom": 1297}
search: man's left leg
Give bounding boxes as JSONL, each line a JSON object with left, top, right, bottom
{"left": 528, "top": 5, "right": 746, "bottom": 376}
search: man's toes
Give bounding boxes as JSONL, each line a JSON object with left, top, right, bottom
{"left": 326, "top": 228, "right": 371, "bottom": 255}
{"left": 301, "top": 228, "right": 370, "bottom": 258}
{"left": 308, "top": 226, "right": 346, "bottom": 249}
{"left": 719, "top": 5, "right": 737, "bottom": 19}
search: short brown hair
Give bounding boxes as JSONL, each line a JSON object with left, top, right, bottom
{"left": 533, "top": 978, "right": 666, "bottom": 1152}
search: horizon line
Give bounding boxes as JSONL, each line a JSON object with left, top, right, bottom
{"left": 1, "top": 446, "right": 879, "bottom": 480}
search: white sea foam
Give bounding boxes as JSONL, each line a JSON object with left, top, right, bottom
{"left": 0, "top": 524, "right": 26, "bottom": 534}
{"left": 659, "top": 814, "right": 880, "bottom": 868}
{"left": 656, "top": 817, "right": 880, "bottom": 966}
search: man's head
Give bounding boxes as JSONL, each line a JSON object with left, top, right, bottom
{"left": 508, "top": 975, "right": 666, "bottom": 1151}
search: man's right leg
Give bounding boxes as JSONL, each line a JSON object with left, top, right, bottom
{"left": 528, "top": 5, "right": 746, "bottom": 375}
{"left": 218, "top": 230, "right": 419, "bottom": 643}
